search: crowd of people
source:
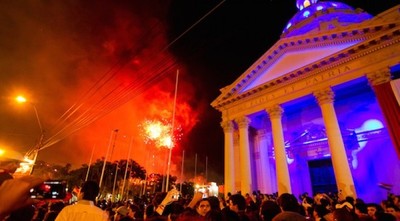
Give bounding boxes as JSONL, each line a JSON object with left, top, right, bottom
{"left": 1, "top": 150, "right": 400, "bottom": 221}
{"left": 1, "top": 175, "right": 400, "bottom": 221}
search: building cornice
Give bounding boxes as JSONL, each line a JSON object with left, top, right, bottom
{"left": 212, "top": 21, "right": 400, "bottom": 110}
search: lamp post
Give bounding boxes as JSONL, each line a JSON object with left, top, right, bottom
{"left": 15, "top": 95, "right": 44, "bottom": 174}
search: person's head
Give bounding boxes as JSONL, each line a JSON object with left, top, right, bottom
{"left": 165, "top": 201, "right": 184, "bottom": 221}
{"left": 79, "top": 180, "right": 99, "bottom": 202}
{"left": 355, "top": 202, "right": 368, "bottom": 216}
{"left": 366, "top": 203, "right": 383, "bottom": 218}
{"left": 313, "top": 204, "right": 330, "bottom": 219}
{"left": 129, "top": 203, "right": 143, "bottom": 219}
{"left": 114, "top": 206, "right": 130, "bottom": 221}
{"left": 229, "top": 193, "right": 246, "bottom": 213}
{"left": 196, "top": 198, "right": 211, "bottom": 217}
{"left": 276, "top": 193, "right": 300, "bottom": 212}
{"left": 333, "top": 207, "right": 358, "bottom": 221}
{"left": 207, "top": 196, "right": 221, "bottom": 211}
{"left": 259, "top": 200, "right": 281, "bottom": 221}
{"left": 385, "top": 205, "right": 400, "bottom": 219}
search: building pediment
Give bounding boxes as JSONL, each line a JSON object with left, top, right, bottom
{"left": 241, "top": 41, "right": 360, "bottom": 93}
{"left": 211, "top": 6, "right": 400, "bottom": 110}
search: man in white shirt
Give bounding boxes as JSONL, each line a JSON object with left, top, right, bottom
{"left": 56, "top": 180, "right": 108, "bottom": 221}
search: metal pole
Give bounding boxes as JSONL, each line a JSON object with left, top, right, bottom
{"left": 162, "top": 150, "right": 168, "bottom": 192}
{"left": 195, "top": 153, "right": 197, "bottom": 179}
{"left": 85, "top": 144, "right": 96, "bottom": 181}
{"left": 165, "top": 70, "right": 179, "bottom": 192}
{"left": 121, "top": 137, "right": 133, "bottom": 200}
{"left": 29, "top": 104, "right": 44, "bottom": 175}
{"left": 112, "top": 161, "right": 119, "bottom": 202}
{"left": 29, "top": 149, "right": 39, "bottom": 175}
{"left": 99, "top": 129, "right": 118, "bottom": 188}
{"left": 180, "top": 150, "right": 185, "bottom": 193}
{"left": 205, "top": 156, "right": 208, "bottom": 184}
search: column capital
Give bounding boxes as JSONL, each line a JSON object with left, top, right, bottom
{"left": 235, "top": 116, "right": 251, "bottom": 129}
{"left": 221, "top": 120, "right": 234, "bottom": 133}
{"left": 366, "top": 68, "right": 391, "bottom": 86}
{"left": 314, "top": 87, "right": 334, "bottom": 105}
{"left": 266, "top": 104, "right": 283, "bottom": 119}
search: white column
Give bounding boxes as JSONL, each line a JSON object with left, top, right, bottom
{"left": 314, "top": 87, "right": 357, "bottom": 200}
{"left": 266, "top": 105, "right": 292, "bottom": 195}
{"left": 257, "top": 129, "right": 273, "bottom": 193}
{"left": 235, "top": 116, "right": 253, "bottom": 195}
{"left": 221, "top": 120, "right": 235, "bottom": 196}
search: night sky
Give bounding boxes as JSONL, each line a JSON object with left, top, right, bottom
{"left": 0, "top": 0, "right": 399, "bottom": 184}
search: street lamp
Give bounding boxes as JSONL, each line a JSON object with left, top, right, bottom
{"left": 15, "top": 95, "right": 44, "bottom": 174}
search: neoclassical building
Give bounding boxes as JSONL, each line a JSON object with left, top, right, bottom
{"left": 212, "top": 0, "right": 400, "bottom": 203}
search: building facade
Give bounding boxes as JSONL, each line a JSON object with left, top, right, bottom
{"left": 212, "top": 0, "right": 400, "bottom": 203}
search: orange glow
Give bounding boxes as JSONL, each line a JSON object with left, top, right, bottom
{"left": 15, "top": 95, "right": 27, "bottom": 103}
{"left": 0, "top": 1, "right": 202, "bottom": 178}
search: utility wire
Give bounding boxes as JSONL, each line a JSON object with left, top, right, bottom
{"left": 37, "top": 0, "right": 226, "bottom": 151}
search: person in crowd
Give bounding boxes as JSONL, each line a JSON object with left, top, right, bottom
{"left": 314, "top": 193, "right": 334, "bottom": 221}
{"left": 332, "top": 207, "right": 359, "bottom": 221}
{"left": 229, "top": 193, "right": 252, "bottom": 221}
{"left": 0, "top": 175, "right": 43, "bottom": 220}
{"left": 205, "top": 196, "right": 225, "bottom": 221}
{"left": 164, "top": 201, "right": 184, "bottom": 221}
{"left": 313, "top": 204, "right": 330, "bottom": 221}
{"left": 154, "top": 187, "right": 180, "bottom": 216}
{"left": 366, "top": 203, "right": 384, "bottom": 220}
{"left": 385, "top": 204, "right": 400, "bottom": 221}
{"left": 354, "top": 201, "right": 372, "bottom": 220}
{"left": 55, "top": 180, "right": 108, "bottom": 221}
{"left": 147, "top": 192, "right": 168, "bottom": 218}
{"left": 195, "top": 198, "right": 211, "bottom": 217}
{"left": 43, "top": 201, "right": 65, "bottom": 221}
{"left": 129, "top": 203, "right": 144, "bottom": 220}
{"left": 259, "top": 200, "right": 281, "bottom": 221}
{"left": 115, "top": 206, "right": 134, "bottom": 221}
{"left": 272, "top": 193, "right": 306, "bottom": 221}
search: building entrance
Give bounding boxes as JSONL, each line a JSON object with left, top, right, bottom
{"left": 308, "top": 158, "right": 337, "bottom": 195}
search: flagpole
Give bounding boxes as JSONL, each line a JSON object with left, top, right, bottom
{"left": 99, "top": 129, "right": 118, "bottom": 188}
{"left": 205, "top": 155, "right": 208, "bottom": 184}
{"left": 195, "top": 153, "right": 197, "bottom": 179}
{"left": 180, "top": 150, "right": 185, "bottom": 192}
{"left": 85, "top": 144, "right": 96, "bottom": 181}
{"left": 166, "top": 69, "right": 179, "bottom": 192}
{"left": 121, "top": 136, "right": 133, "bottom": 200}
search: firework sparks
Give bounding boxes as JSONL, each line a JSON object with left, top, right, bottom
{"left": 139, "top": 119, "right": 182, "bottom": 148}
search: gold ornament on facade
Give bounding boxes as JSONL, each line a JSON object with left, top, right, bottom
{"left": 314, "top": 87, "right": 335, "bottom": 105}
{"left": 221, "top": 120, "right": 234, "bottom": 133}
{"left": 266, "top": 104, "right": 283, "bottom": 119}
{"left": 366, "top": 68, "right": 391, "bottom": 86}
{"left": 235, "top": 116, "right": 251, "bottom": 129}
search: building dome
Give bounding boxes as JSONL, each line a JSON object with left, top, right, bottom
{"left": 282, "top": 0, "right": 373, "bottom": 37}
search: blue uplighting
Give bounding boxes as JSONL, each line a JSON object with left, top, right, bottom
{"left": 303, "top": 10, "right": 311, "bottom": 18}
{"left": 282, "top": 1, "right": 373, "bottom": 37}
